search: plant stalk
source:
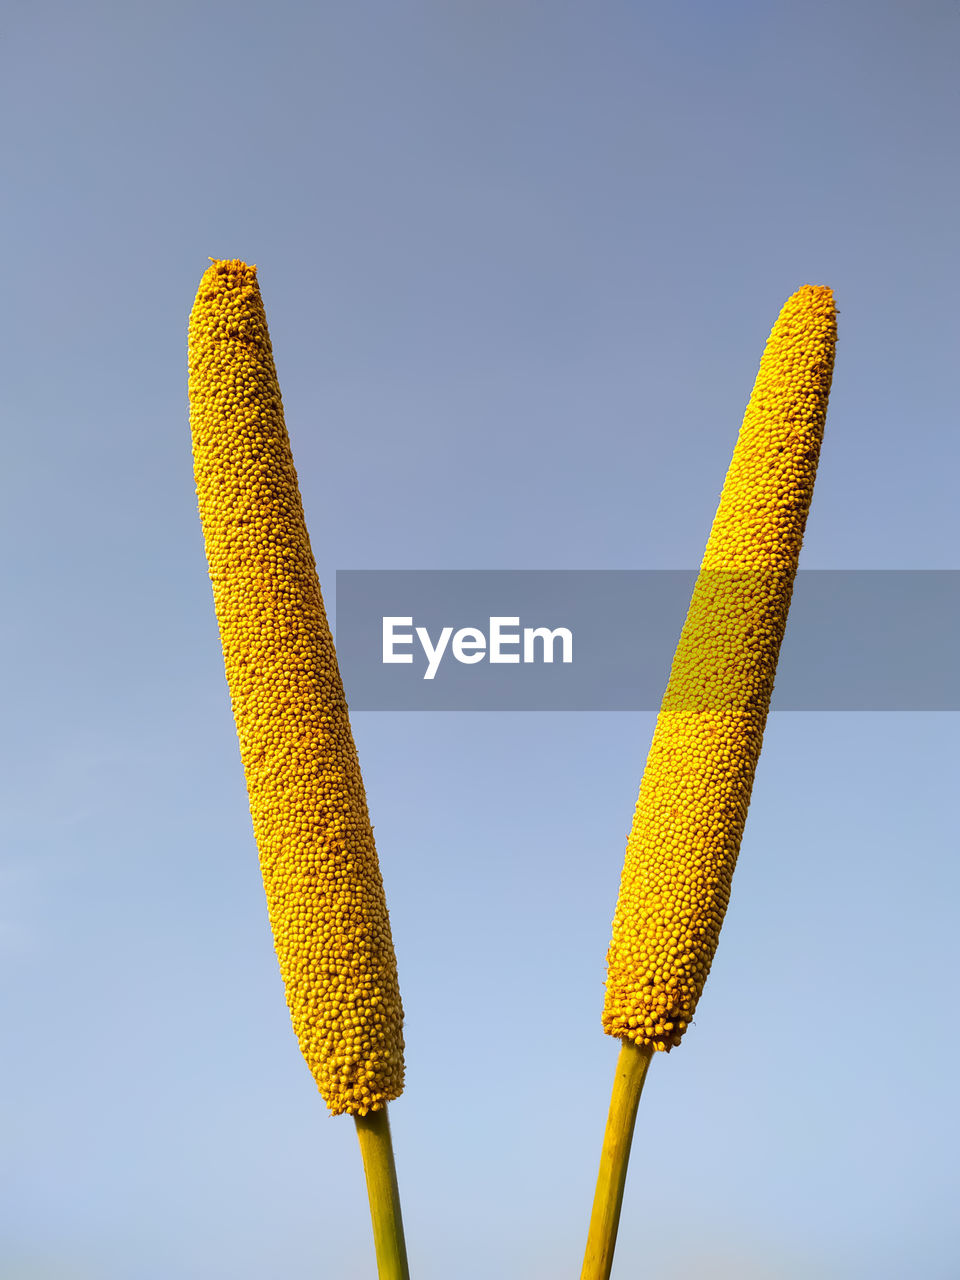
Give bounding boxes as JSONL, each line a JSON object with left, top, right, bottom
{"left": 354, "top": 1104, "right": 410, "bottom": 1280}
{"left": 581, "top": 1039, "right": 653, "bottom": 1280}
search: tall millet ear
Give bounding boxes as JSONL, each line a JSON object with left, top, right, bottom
{"left": 189, "top": 260, "right": 409, "bottom": 1279}
{"left": 582, "top": 286, "right": 837, "bottom": 1280}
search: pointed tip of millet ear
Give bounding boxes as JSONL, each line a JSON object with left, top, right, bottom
{"left": 203, "top": 257, "right": 258, "bottom": 276}
{"left": 790, "top": 283, "right": 836, "bottom": 311}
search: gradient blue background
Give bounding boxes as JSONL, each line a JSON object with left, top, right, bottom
{"left": 3, "top": 3, "right": 957, "bottom": 1277}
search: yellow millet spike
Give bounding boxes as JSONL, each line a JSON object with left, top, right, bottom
{"left": 188, "top": 259, "right": 404, "bottom": 1116}
{"left": 603, "top": 285, "right": 837, "bottom": 1052}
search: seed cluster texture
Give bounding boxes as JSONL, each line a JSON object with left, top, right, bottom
{"left": 603, "top": 285, "right": 837, "bottom": 1051}
{"left": 188, "top": 259, "right": 404, "bottom": 1115}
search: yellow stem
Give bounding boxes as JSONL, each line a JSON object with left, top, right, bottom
{"left": 581, "top": 1040, "right": 653, "bottom": 1280}
{"left": 354, "top": 1104, "right": 410, "bottom": 1280}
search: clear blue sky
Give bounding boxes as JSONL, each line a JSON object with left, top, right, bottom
{"left": 2, "top": 3, "right": 957, "bottom": 1277}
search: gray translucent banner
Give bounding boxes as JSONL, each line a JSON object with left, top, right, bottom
{"left": 334, "top": 571, "right": 958, "bottom": 711}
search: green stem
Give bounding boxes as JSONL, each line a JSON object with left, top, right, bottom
{"left": 354, "top": 1104, "right": 410, "bottom": 1280}
{"left": 581, "top": 1039, "right": 654, "bottom": 1280}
